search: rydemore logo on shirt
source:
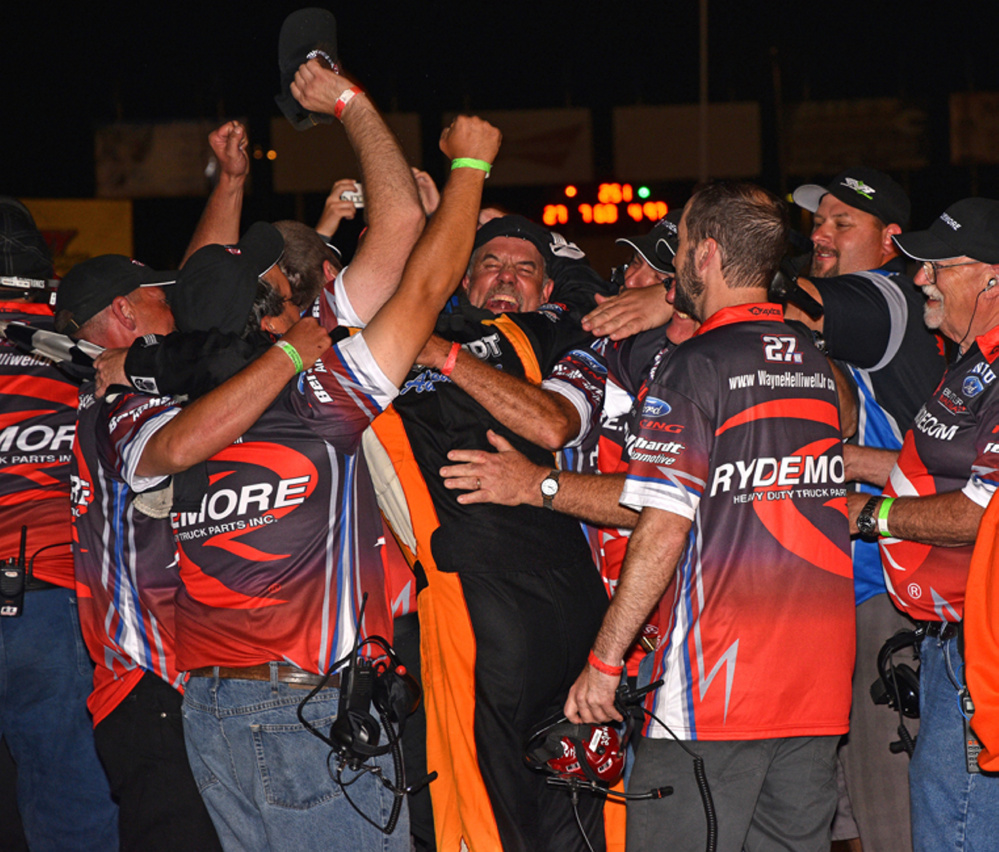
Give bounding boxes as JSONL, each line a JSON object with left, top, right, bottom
{"left": 0, "top": 422, "right": 75, "bottom": 465}
{"left": 171, "top": 474, "right": 311, "bottom": 538}
{"left": 709, "top": 452, "right": 845, "bottom": 500}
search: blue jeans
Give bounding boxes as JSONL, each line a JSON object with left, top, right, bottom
{"left": 182, "top": 667, "right": 410, "bottom": 852}
{"left": 0, "top": 587, "right": 118, "bottom": 851}
{"left": 910, "top": 632, "right": 999, "bottom": 852}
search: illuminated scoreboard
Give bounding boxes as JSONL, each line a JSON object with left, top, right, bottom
{"left": 542, "top": 183, "right": 670, "bottom": 228}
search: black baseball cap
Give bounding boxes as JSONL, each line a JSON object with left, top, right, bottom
{"left": 473, "top": 215, "right": 554, "bottom": 272}
{"left": 275, "top": 8, "right": 339, "bottom": 130}
{"left": 55, "top": 255, "right": 177, "bottom": 333}
{"left": 172, "top": 222, "right": 285, "bottom": 334}
{"left": 793, "top": 168, "right": 910, "bottom": 229}
{"left": 892, "top": 198, "right": 999, "bottom": 265}
{"left": 0, "top": 197, "right": 53, "bottom": 279}
{"left": 616, "top": 210, "right": 682, "bottom": 274}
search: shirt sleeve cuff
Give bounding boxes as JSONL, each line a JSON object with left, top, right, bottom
{"left": 121, "top": 406, "right": 181, "bottom": 493}
{"left": 329, "top": 264, "right": 366, "bottom": 328}
{"left": 620, "top": 475, "right": 699, "bottom": 520}
{"left": 963, "top": 473, "right": 997, "bottom": 509}
{"left": 540, "top": 377, "right": 592, "bottom": 447}
{"left": 338, "top": 331, "right": 399, "bottom": 411}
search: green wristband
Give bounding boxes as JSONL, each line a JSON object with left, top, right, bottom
{"left": 877, "top": 496, "right": 894, "bottom": 537}
{"left": 451, "top": 157, "right": 492, "bottom": 177}
{"left": 274, "top": 340, "right": 304, "bottom": 373}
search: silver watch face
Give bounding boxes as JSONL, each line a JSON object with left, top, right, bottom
{"left": 541, "top": 477, "right": 559, "bottom": 497}
{"left": 857, "top": 509, "right": 877, "bottom": 536}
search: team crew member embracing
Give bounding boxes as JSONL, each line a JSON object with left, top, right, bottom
{"left": 567, "top": 181, "right": 855, "bottom": 852}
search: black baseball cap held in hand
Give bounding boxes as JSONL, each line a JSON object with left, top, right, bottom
{"left": 893, "top": 198, "right": 999, "bottom": 265}
{"left": 276, "top": 7, "right": 340, "bottom": 130}
{"left": 793, "top": 167, "right": 911, "bottom": 230}
{"left": 54, "top": 256, "right": 177, "bottom": 334}
{"left": 0, "top": 197, "right": 53, "bottom": 279}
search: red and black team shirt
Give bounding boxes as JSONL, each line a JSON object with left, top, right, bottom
{"left": 621, "top": 304, "right": 855, "bottom": 740}
{"left": 881, "top": 324, "right": 999, "bottom": 622}
{"left": 170, "top": 332, "right": 398, "bottom": 674}
{"left": 545, "top": 327, "right": 673, "bottom": 674}
{"left": 72, "top": 384, "right": 186, "bottom": 724}
{"left": 1, "top": 301, "right": 77, "bottom": 589}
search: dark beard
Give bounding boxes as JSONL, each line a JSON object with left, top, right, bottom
{"left": 672, "top": 280, "right": 699, "bottom": 321}
{"left": 673, "top": 252, "right": 704, "bottom": 322}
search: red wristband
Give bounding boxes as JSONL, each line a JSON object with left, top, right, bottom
{"left": 333, "top": 86, "right": 364, "bottom": 120}
{"left": 587, "top": 650, "right": 623, "bottom": 677}
{"left": 441, "top": 341, "right": 461, "bottom": 377}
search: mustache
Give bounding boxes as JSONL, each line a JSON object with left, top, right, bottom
{"left": 922, "top": 284, "right": 944, "bottom": 301}
{"left": 484, "top": 284, "right": 521, "bottom": 304}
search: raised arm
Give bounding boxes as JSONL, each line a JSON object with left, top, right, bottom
{"left": 315, "top": 178, "right": 361, "bottom": 239}
{"left": 358, "top": 117, "right": 501, "bottom": 386}
{"left": 181, "top": 121, "right": 250, "bottom": 264}
{"left": 292, "top": 59, "right": 425, "bottom": 322}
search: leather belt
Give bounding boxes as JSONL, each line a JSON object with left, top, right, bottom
{"left": 919, "top": 620, "right": 962, "bottom": 641}
{"left": 187, "top": 663, "right": 338, "bottom": 689}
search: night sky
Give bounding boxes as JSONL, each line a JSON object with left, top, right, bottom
{"left": 3, "top": 1, "right": 996, "bottom": 261}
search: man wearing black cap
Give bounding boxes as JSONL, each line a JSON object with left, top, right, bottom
{"left": 615, "top": 213, "right": 679, "bottom": 290}
{"left": 789, "top": 167, "right": 946, "bottom": 852}
{"left": 363, "top": 212, "right": 613, "bottom": 851}
{"left": 85, "top": 116, "right": 499, "bottom": 852}
{"left": 0, "top": 198, "right": 119, "bottom": 850}
{"left": 56, "top": 248, "right": 329, "bottom": 852}
{"left": 437, "top": 214, "right": 698, "bottom": 686}
{"left": 848, "top": 198, "right": 999, "bottom": 852}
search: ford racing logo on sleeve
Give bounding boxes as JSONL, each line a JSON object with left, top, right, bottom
{"left": 641, "top": 397, "right": 671, "bottom": 417}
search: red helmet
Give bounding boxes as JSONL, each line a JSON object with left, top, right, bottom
{"left": 525, "top": 722, "right": 626, "bottom": 786}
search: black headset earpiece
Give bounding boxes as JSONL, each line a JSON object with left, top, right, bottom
{"left": 329, "top": 634, "right": 422, "bottom": 761}
{"left": 871, "top": 629, "right": 920, "bottom": 719}
{"left": 330, "top": 655, "right": 385, "bottom": 759}
{"left": 367, "top": 636, "right": 421, "bottom": 727}
{"left": 525, "top": 721, "right": 599, "bottom": 781}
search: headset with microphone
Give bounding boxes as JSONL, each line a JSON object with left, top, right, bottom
{"left": 524, "top": 680, "right": 671, "bottom": 801}
{"left": 297, "top": 594, "right": 433, "bottom": 835}
{"left": 870, "top": 629, "right": 920, "bottom": 756}
{"left": 524, "top": 679, "right": 718, "bottom": 852}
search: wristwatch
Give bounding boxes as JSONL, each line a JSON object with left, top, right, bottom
{"left": 540, "top": 469, "right": 561, "bottom": 510}
{"left": 856, "top": 495, "right": 881, "bottom": 541}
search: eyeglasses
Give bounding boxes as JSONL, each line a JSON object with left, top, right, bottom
{"left": 921, "top": 260, "right": 979, "bottom": 285}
